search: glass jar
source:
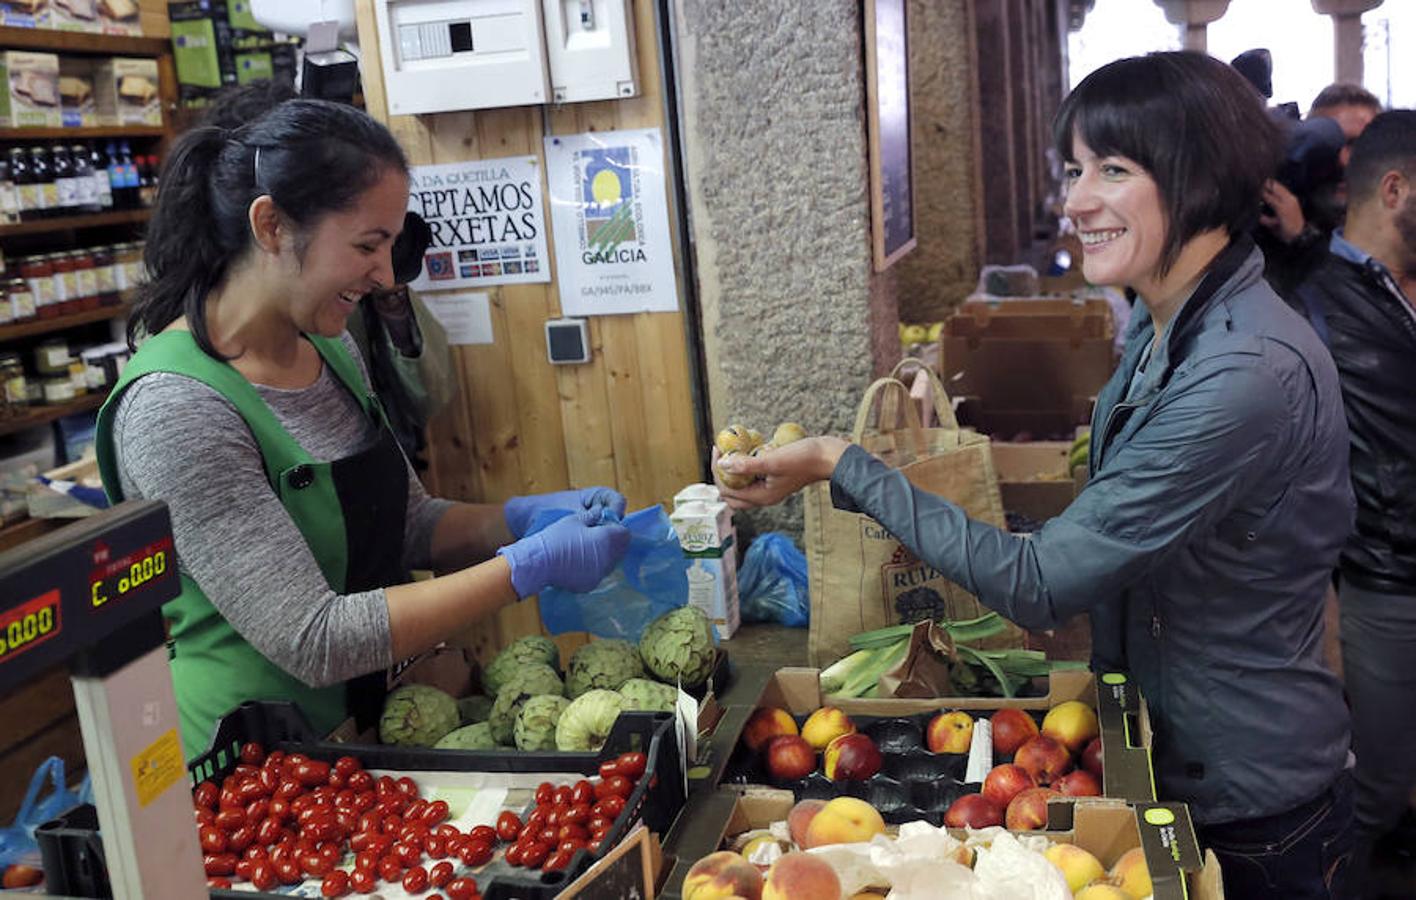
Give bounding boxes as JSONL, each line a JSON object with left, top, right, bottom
{"left": 81, "top": 347, "right": 109, "bottom": 390}
{"left": 42, "top": 375, "right": 76, "bottom": 405}
{"left": 18, "top": 255, "right": 55, "bottom": 317}
{"left": 92, "top": 244, "right": 119, "bottom": 305}
{"left": 66, "top": 359, "right": 87, "bottom": 396}
{"left": 69, "top": 249, "right": 99, "bottom": 311}
{"left": 48, "top": 252, "right": 77, "bottom": 315}
{"left": 0, "top": 351, "right": 27, "bottom": 418}
{"left": 35, "top": 338, "right": 70, "bottom": 375}
{"left": 6, "top": 278, "right": 35, "bottom": 323}
{"left": 115, "top": 242, "right": 144, "bottom": 291}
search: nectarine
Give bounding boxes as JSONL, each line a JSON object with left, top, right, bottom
{"left": 990, "top": 708, "right": 1040, "bottom": 755}
{"left": 1054, "top": 769, "right": 1102, "bottom": 797}
{"left": 765, "top": 735, "right": 817, "bottom": 782}
{"left": 1041, "top": 700, "right": 1099, "bottom": 752}
{"left": 802, "top": 797, "right": 886, "bottom": 849}
{"left": 1013, "top": 735, "right": 1074, "bottom": 785}
{"left": 743, "top": 707, "right": 799, "bottom": 753}
{"left": 1109, "top": 846, "right": 1153, "bottom": 899}
{"left": 1042, "top": 843, "right": 1105, "bottom": 893}
{"left": 927, "top": 710, "right": 974, "bottom": 754}
{"left": 1005, "top": 786, "right": 1061, "bottom": 831}
{"left": 981, "top": 763, "right": 1036, "bottom": 808}
{"left": 762, "top": 851, "right": 842, "bottom": 900}
{"left": 801, "top": 707, "right": 856, "bottom": 750}
{"left": 943, "top": 793, "right": 1004, "bottom": 829}
{"left": 823, "top": 733, "right": 882, "bottom": 781}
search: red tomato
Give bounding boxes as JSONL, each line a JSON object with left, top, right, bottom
{"left": 402, "top": 865, "right": 429, "bottom": 892}
{"left": 198, "top": 824, "right": 227, "bottom": 854}
{"left": 598, "top": 759, "right": 620, "bottom": 780}
{"left": 405, "top": 799, "right": 430, "bottom": 822}
{"left": 235, "top": 858, "right": 255, "bottom": 881}
{"left": 295, "top": 759, "right": 332, "bottom": 787}
{"left": 381, "top": 814, "right": 405, "bottom": 835}
{"left": 397, "top": 776, "right": 420, "bottom": 798}
{"left": 376, "top": 775, "right": 399, "bottom": 798}
{"left": 244, "top": 798, "right": 270, "bottom": 823}
{"left": 429, "top": 859, "right": 455, "bottom": 887}
{"left": 269, "top": 797, "right": 291, "bottom": 823}
{"left": 559, "top": 837, "right": 587, "bottom": 853}
{"left": 553, "top": 785, "right": 574, "bottom": 806}
{"left": 458, "top": 837, "right": 493, "bottom": 867}
{"left": 238, "top": 742, "right": 265, "bottom": 765}
{"left": 426, "top": 834, "right": 448, "bottom": 858}
{"left": 276, "top": 779, "right": 303, "bottom": 801}
{"left": 469, "top": 825, "right": 497, "bottom": 845}
{"left": 593, "top": 795, "right": 626, "bottom": 819}
{"left": 202, "top": 853, "right": 236, "bottom": 876}
{"left": 558, "top": 823, "right": 589, "bottom": 843}
{"left": 545, "top": 805, "right": 567, "bottom": 828}
{"left": 194, "top": 781, "right": 219, "bottom": 809}
{"left": 300, "top": 851, "right": 334, "bottom": 877}
{"left": 525, "top": 807, "right": 550, "bottom": 831}
{"left": 423, "top": 799, "right": 450, "bottom": 826}
{"left": 205, "top": 876, "right": 232, "bottom": 890}
{"left": 571, "top": 780, "right": 595, "bottom": 806}
{"left": 538, "top": 827, "right": 559, "bottom": 845}
{"left": 520, "top": 841, "right": 549, "bottom": 868}
{"left": 250, "top": 860, "right": 278, "bottom": 891}
{"left": 395, "top": 840, "right": 422, "bottom": 867}
{"left": 588, "top": 837, "right": 603, "bottom": 855}
{"left": 334, "top": 809, "right": 358, "bottom": 835}
{"left": 237, "top": 779, "right": 266, "bottom": 804}
{"left": 349, "top": 830, "right": 376, "bottom": 852}
{"left": 599, "top": 775, "right": 632, "bottom": 800}
{"left": 357, "top": 810, "right": 382, "bottom": 833}
{"left": 562, "top": 803, "right": 590, "bottom": 826}
{"left": 495, "top": 811, "right": 522, "bottom": 842}
{"left": 214, "top": 808, "right": 246, "bottom": 833}
{"left": 503, "top": 843, "right": 524, "bottom": 867}
{"left": 354, "top": 848, "right": 379, "bottom": 871}
{"left": 274, "top": 857, "right": 303, "bottom": 885}
{"left": 378, "top": 854, "right": 403, "bottom": 882}
{"left": 242, "top": 845, "right": 268, "bottom": 862}
{"left": 445, "top": 877, "right": 479, "bottom": 900}
{"left": 320, "top": 869, "right": 351, "bottom": 897}
{"left": 319, "top": 842, "right": 342, "bottom": 863}
{"left": 233, "top": 764, "right": 260, "bottom": 782}
{"left": 434, "top": 823, "right": 460, "bottom": 839}
{"left": 334, "top": 754, "right": 360, "bottom": 775}
{"left": 615, "top": 751, "right": 647, "bottom": 779}
{"left": 586, "top": 814, "right": 611, "bottom": 834}
{"left": 302, "top": 814, "right": 340, "bottom": 843}
{"left": 194, "top": 807, "right": 214, "bottom": 826}
{"left": 535, "top": 782, "right": 555, "bottom": 806}
{"left": 517, "top": 823, "right": 539, "bottom": 844}
{"left": 347, "top": 770, "right": 374, "bottom": 792}
{"left": 352, "top": 789, "right": 376, "bottom": 812}
{"left": 543, "top": 848, "right": 574, "bottom": 872}
{"left": 326, "top": 770, "right": 346, "bottom": 791}
{"left": 351, "top": 868, "right": 377, "bottom": 892}
{"left": 227, "top": 824, "right": 256, "bottom": 853}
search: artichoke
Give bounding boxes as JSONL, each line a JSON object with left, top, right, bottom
{"left": 555, "top": 689, "right": 628, "bottom": 752}
{"left": 457, "top": 694, "right": 494, "bottom": 726}
{"left": 497, "top": 662, "right": 565, "bottom": 699}
{"left": 565, "top": 640, "right": 644, "bottom": 697}
{"left": 639, "top": 606, "right": 717, "bottom": 688}
{"left": 434, "top": 722, "right": 498, "bottom": 750}
{"left": 514, "top": 695, "right": 571, "bottom": 751}
{"left": 483, "top": 636, "right": 561, "bottom": 696}
{"left": 619, "top": 678, "right": 678, "bottom": 713}
{"left": 378, "top": 684, "right": 461, "bottom": 748}
{"left": 490, "top": 686, "right": 560, "bottom": 746}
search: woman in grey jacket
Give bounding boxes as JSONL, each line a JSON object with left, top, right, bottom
{"left": 718, "top": 52, "right": 1356, "bottom": 900}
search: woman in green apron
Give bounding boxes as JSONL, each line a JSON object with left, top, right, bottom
{"left": 95, "top": 98, "right": 630, "bottom": 759}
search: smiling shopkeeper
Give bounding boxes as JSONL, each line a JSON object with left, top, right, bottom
{"left": 717, "top": 53, "right": 1357, "bottom": 900}
{"left": 94, "top": 97, "right": 631, "bottom": 758}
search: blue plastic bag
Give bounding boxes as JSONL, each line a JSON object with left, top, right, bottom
{"left": 0, "top": 757, "right": 85, "bottom": 871}
{"left": 737, "top": 533, "right": 810, "bottom": 627}
{"left": 535, "top": 506, "right": 690, "bottom": 641}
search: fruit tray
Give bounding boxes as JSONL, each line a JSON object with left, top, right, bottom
{"left": 36, "top": 699, "right": 683, "bottom": 900}
{"left": 723, "top": 708, "right": 1086, "bottom": 829}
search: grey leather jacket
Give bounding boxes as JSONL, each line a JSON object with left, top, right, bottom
{"left": 830, "top": 237, "right": 1353, "bottom": 824}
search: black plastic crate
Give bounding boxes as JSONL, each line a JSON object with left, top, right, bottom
{"left": 37, "top": 699, "right": 684, "bottom": 899}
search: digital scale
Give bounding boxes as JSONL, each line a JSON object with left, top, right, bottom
{"left": 0, "top": 501, "right": 207, "bottom": 899}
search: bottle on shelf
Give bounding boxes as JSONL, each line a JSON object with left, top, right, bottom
{"left": 137, "top": 155, "right": 155, "bottom": 208}
{"left": 104, "top": 142, "right": 128, "bottom": 211}
{"left": 118, "top": 142, "right": 140, "bottom": 210}
{"left": 69, "top": 145, "right": 99, "bottom": 214}
{"left": 88, "top": 143, "right": 113, "bottom": 211}
{"left": 10, "top": 148, "right": 38, "bottom": 223}
{"left": 29, "top": 147, "right": 56, "bottom": 220}
{"left": 51, "top": 145, "right": 77, "bottom": 219}
{"left": 0, "top": 154, "right": 17, "bottom": 225}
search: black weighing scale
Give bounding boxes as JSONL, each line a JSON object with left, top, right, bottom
{"left": 0, "top": 501, "right": 206, "bottom": 898}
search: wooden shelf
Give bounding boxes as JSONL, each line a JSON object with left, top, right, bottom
{"left": 0, "top": 302, "right": 130, "bottom": 342}
{"left": 0, "top": 26, "right": 169, "bottom": 57}
{"left": 0, "top": 392, "right": 104, "bottom": 438}
{"left": 0, "top": 125, "right": 165, "bottom": 142}
{"left": 0, "top": 208, "right": 151, "bottom": 237}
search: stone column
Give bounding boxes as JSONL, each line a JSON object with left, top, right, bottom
{"left": 1153, "top": 0, "right": 1231, "bottom": 53}
{"left": 1311, "top": 0, "right": 1384, "bottom": 84}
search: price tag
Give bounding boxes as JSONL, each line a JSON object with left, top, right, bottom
{"left": 675, "top": 686, "right": 697, "bottom": 798}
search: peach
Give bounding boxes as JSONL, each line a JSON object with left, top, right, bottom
{"left": 1005, "top": 786, "right": 1062, "bottom": 831}
{"left": 943, "top": 793, "right": 1004, "bottom": 829}
{"left": 823, "top": 733, "right": 882, "bottom": 781}
{"left": 743, "top": 707, "right": 799, "bottom": 753}
{"left": 801, "top": 707, "right": 856, "bottom": 750}
{"left": 1054, "top": 769, "right": 1102, "bottom": 797}
{"left": 1041, "top": 700, "right": 1100, "bottom": 753}
{"left": 1043, "top": 843, "right": 1105, "bottom": 893}
{"left": 786, "top": 799, "right": 825, "bottom": 848}
{"left": 802, "top": 797, "right": 886, "bottom": 849}
{"left": 1109, "top": 847, "right": 1153, "bottom": 899}
{"left": 1075, "top": 885, "right": 1131, "bottom": 900}
{"left": 683, "top": 850, "right": 764, "bottom": 900}
{"left": 762, "top": 851, "right": 842, "bottom": 900}
{"left": 990, "top": 708, "right": 1040, "bottom": 755}
{"left": 1013, "top": 735, "right": 1074, "bottom": 786}
{"left": 765, "top": 735, "right": 817, "bottom": 782}
{"left": 926, "top": 710, "right": 974, "bottom": 754}
{"left": 981, "top": 763, "right": 1037, "bottom": 808}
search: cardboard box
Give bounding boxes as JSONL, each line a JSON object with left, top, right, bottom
{"left": 58, "top": 58, "right": 97, "bottom": 128}
{"left": 992, "top": 440, "right": 1077, "bottom": 523}
{"left": 50, "top": 0, "right": 102, "bottom": 31}
{"left": 0, "top": 0, "right": 50, "bottom": 28}
{"left": 660, "top": 788, "right": 1222, "bottom": 900}
{"left": 169, "top": 12, "right": 236, "bottom": 92}
{"left": 0, "top": 52, "right": 61, "bottom": 129}
{"left": 942, "top": 297, "right": 1115, "bottom": 440}
{"left": 752, "top": 667, "right": 1156, "bottom": 803}
{"left": 98, "top": 0, "right": 141, "bottom": 34}
{"left": 93, "top": 57, "right": 161, "bottom": 127}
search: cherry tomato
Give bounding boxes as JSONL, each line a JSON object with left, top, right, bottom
{"left": 445, "top": 877, "right": 479, "bottom": 900}
{"left": 236, "top": 779, "right": 266, "bottom": 804}
{"left": 319, "top": 842, "right": 342, "bottom": 863}
{"left": 558, "top": 823, "right": 589, "bottom": 843}
{"left": 295, "top": 759, "right": 332, "bottom": 787}
{"left": 403, "top": 865, "right": 429, "bottom": 892}
{"left": 198, "top": 824, "right": 227, "bottom": 854}
{"left": 519, "top": 840, "right": 549, "bottom": 868}
{"left": 214, "top": 808, "right": 246, "bottom": 833}
{"left": 347, "top": 770, "right": 374, "bottom": 792}
{"left": 300, "top": 851, "right": 334, "bottom": 877}
{"left": 395, "top": 840, "right": 422, "bottom": 867}
{"left": 571, "top": 780, "right": 595, "bottom": 806}
{"left": 538, "top": 827, "right": 559, "bottom": 845}
{"left": 553, "top": 785, "right": 574, "bottom": 806}
{"left": 588, "top": 837, "right": 603, "bottom": 855}
{"left": 245, "top": 798, "right": 270, "bottom": 824}
{"left": 429, "top": 859, "right": 455, "bottom": 888}
{"left": 326, "top": 770, "right": 346, "bottom": 791}
{"left": 351, "top": 868, "right": 378, "bottom": 892}
{"left": 269, "top": 797, "right": 292, "bottom": 823}
{"left": 518, "top": 823, "right": 539, "bottom": 844}
{"left": 376, "top": 775, "right": 399, "bottom": 798}
{"left": 274, "top": 857, "right": 303, "bottom": 885}
{"left": 233, "top": 763, "right": 260, "bottom": 782}
{"left": 496, "top": 811, "right": 522, "bottom": 842}
{"left": 535, "top": 782, "right": 555, "bottom": 806}
{"left": 242, "top": 845, "right": 268, "bottom": 862}
{"left": 397, "top": 776, "right": 420, "bottom": 798}
{"left": 238, "top": 741, "right": 265, "bottom": 765}
{"left": 195, "top": 807, "right": 215, "bottom": 826}
{"left": 399, "top": 823, "right": 429, "bottom": 846}
{"left": 458, "top": 837, "right": 493, "bottom": 867}
{"left": 405, "top": 799, "right": 430, "bottom": 822}
{"left": 525, "top": 807, "right": 550, "bottom": 831}
{"left": 434, "top": 823, "right": 461, "bottom": 839}
{"left": 598, "top": 759, "right": 620, "bottom": 780}
{"left": 469, "top": 825, "right": 497, "bottom": 845}
{"left": 543, "top": 848, "right": 574, "bottom": 872}
{"left": 269, "top": 843, "right": 294, "bottom": 866}
{"left": 378, "top": 854, "right": 403, "bottom": 882}
{"left": 593, "top": 795, "right": 626, "bottom": 819}
{"left": 615, "top": 751, "right": 647, "bottom": 779}
{"left": 381, "top": 814, "right": 405, "bottom": 835}
{"left": 503, "top": 843, "right": 524, "bottom": 867}
{"left": 426, "top": 833, "right": 448, "bottom": 858}
{"left": 562, "top": 803, "right": 590, "bottom": 826}
{"left": 250, "top": 860, "right": 278, "bottom": 891}
{"left": 228, "top": 824, "right": 256, "bottom": 853}
{"left": 276, "top": 779, "right": 303, "bottom": 801}
{"left": 206, "top": 877, "right": 232, "bottom": 890}
{"left": 423, "top": 799, "right": 450, "bottom": 826}
{"left": 194, "top": 781, "right": 219, "bottom": 809}
{"left": 334, "top": 755, "right": 361, "bottom": 778}
{"left": 349, "top": 830, "right": 376, "bottom": 852}
{"left": 354, "top": 847, "right": 379, "bottom": 871}
{"left": 203, "top": 852, "right": 236, "bottom": 876}
{"left": 586, "top": 815, "right": 611, "bottom": 834}
{"left": 235, "top": 858, "right": 255, "bottom": 881}
{"left": 559, "top": 837, "right": 587, "bottom": 853}
{"left": 597, "top": 775, "right": 632, "bottom": 800}
{"left": 320, "top": 869, "right": 351, "bottom": 897}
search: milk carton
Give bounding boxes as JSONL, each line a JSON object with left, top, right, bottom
{"left": 670, "top": 498, "right": 739, "bottom": 639}
{"left": 672, "top": 483, "right": 720, "bottom": 509}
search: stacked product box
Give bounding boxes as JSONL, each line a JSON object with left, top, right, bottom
{"left": 0, "top": 0, "right": 139, "bottom": 32}
{"left": 0, "top": 51, "right": 60, "bottom": 129}
{"left": 168, "top": 0, "right": 297, "bottom": 108}
{"left": 671, "top": 484, "right": 741, "bottom": 640}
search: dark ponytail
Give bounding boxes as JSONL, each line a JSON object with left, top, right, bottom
{"left": 130, "top": 96, "right": 408, "bottom": 357}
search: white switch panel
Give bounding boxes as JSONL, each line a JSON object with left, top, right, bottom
{"left": 542, "top": 0, "right": 638, "bottom": 103}
{"left": 374, "top": 0, "right": 551, "bottom": 114}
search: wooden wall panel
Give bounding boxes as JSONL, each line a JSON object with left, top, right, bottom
{"left": 355, "top": 0, "right": 703, "bottom": 660}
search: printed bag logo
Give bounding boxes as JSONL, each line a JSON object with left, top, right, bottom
{"left": 863, "top": 520, "right": 976, "bottom": 625}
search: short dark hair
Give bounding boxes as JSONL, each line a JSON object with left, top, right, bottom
{"left": 131, "top": 97, "right": 408, "bottom": 357}
{"left": 1309, "top": 83, "right": 1381, "bottom": 117}
{"left": 1345, "top": 110, "right": 1416, "bottom": 207}
{"left": 1053, "top": 51, "right": 1282, "bottom": 278}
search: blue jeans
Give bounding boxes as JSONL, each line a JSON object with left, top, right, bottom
{"left": 1198, "top": 771, "right": 1355, "bottom": 900}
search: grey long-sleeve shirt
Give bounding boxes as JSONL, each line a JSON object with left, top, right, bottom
{"left": 111, "top": 333, "right": 453, "bottom": 688}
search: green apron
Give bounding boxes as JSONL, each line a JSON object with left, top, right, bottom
{"left": 95, "top": 331, "right": 409, "bottom": 758}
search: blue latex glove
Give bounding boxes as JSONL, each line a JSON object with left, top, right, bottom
{"left": 497, "top": 508, "right": 631, "bottom": 598}
{"left": 503, "top": 487, "right": 627, "bottom": 538}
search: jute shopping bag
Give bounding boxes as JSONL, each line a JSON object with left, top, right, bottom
{"left": 804, "top": 366, "right": 1019, "bottom": 666}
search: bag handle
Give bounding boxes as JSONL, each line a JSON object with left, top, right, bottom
{"left": 852, "top": 377, "right": 927, "bottom": 456}
{"left": 889, "top": 357, "right": 961, "bottom": 429}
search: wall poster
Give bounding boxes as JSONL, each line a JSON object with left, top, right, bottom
{"left": 866, "top": 0, "right": 917, "bottom": 270}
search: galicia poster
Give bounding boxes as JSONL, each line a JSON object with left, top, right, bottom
{"left": 406, "top": 156, "right": 551, "bottom": 291}
{"left": 544, "top": 128, "right": 680, "bottom": 316}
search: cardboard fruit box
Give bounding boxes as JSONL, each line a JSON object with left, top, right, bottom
{"left": 740, "top": 667, "right": 1155, "bottom": 804}
{"left": 659, "top": 787, "right": 1223, "bottom": 900}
